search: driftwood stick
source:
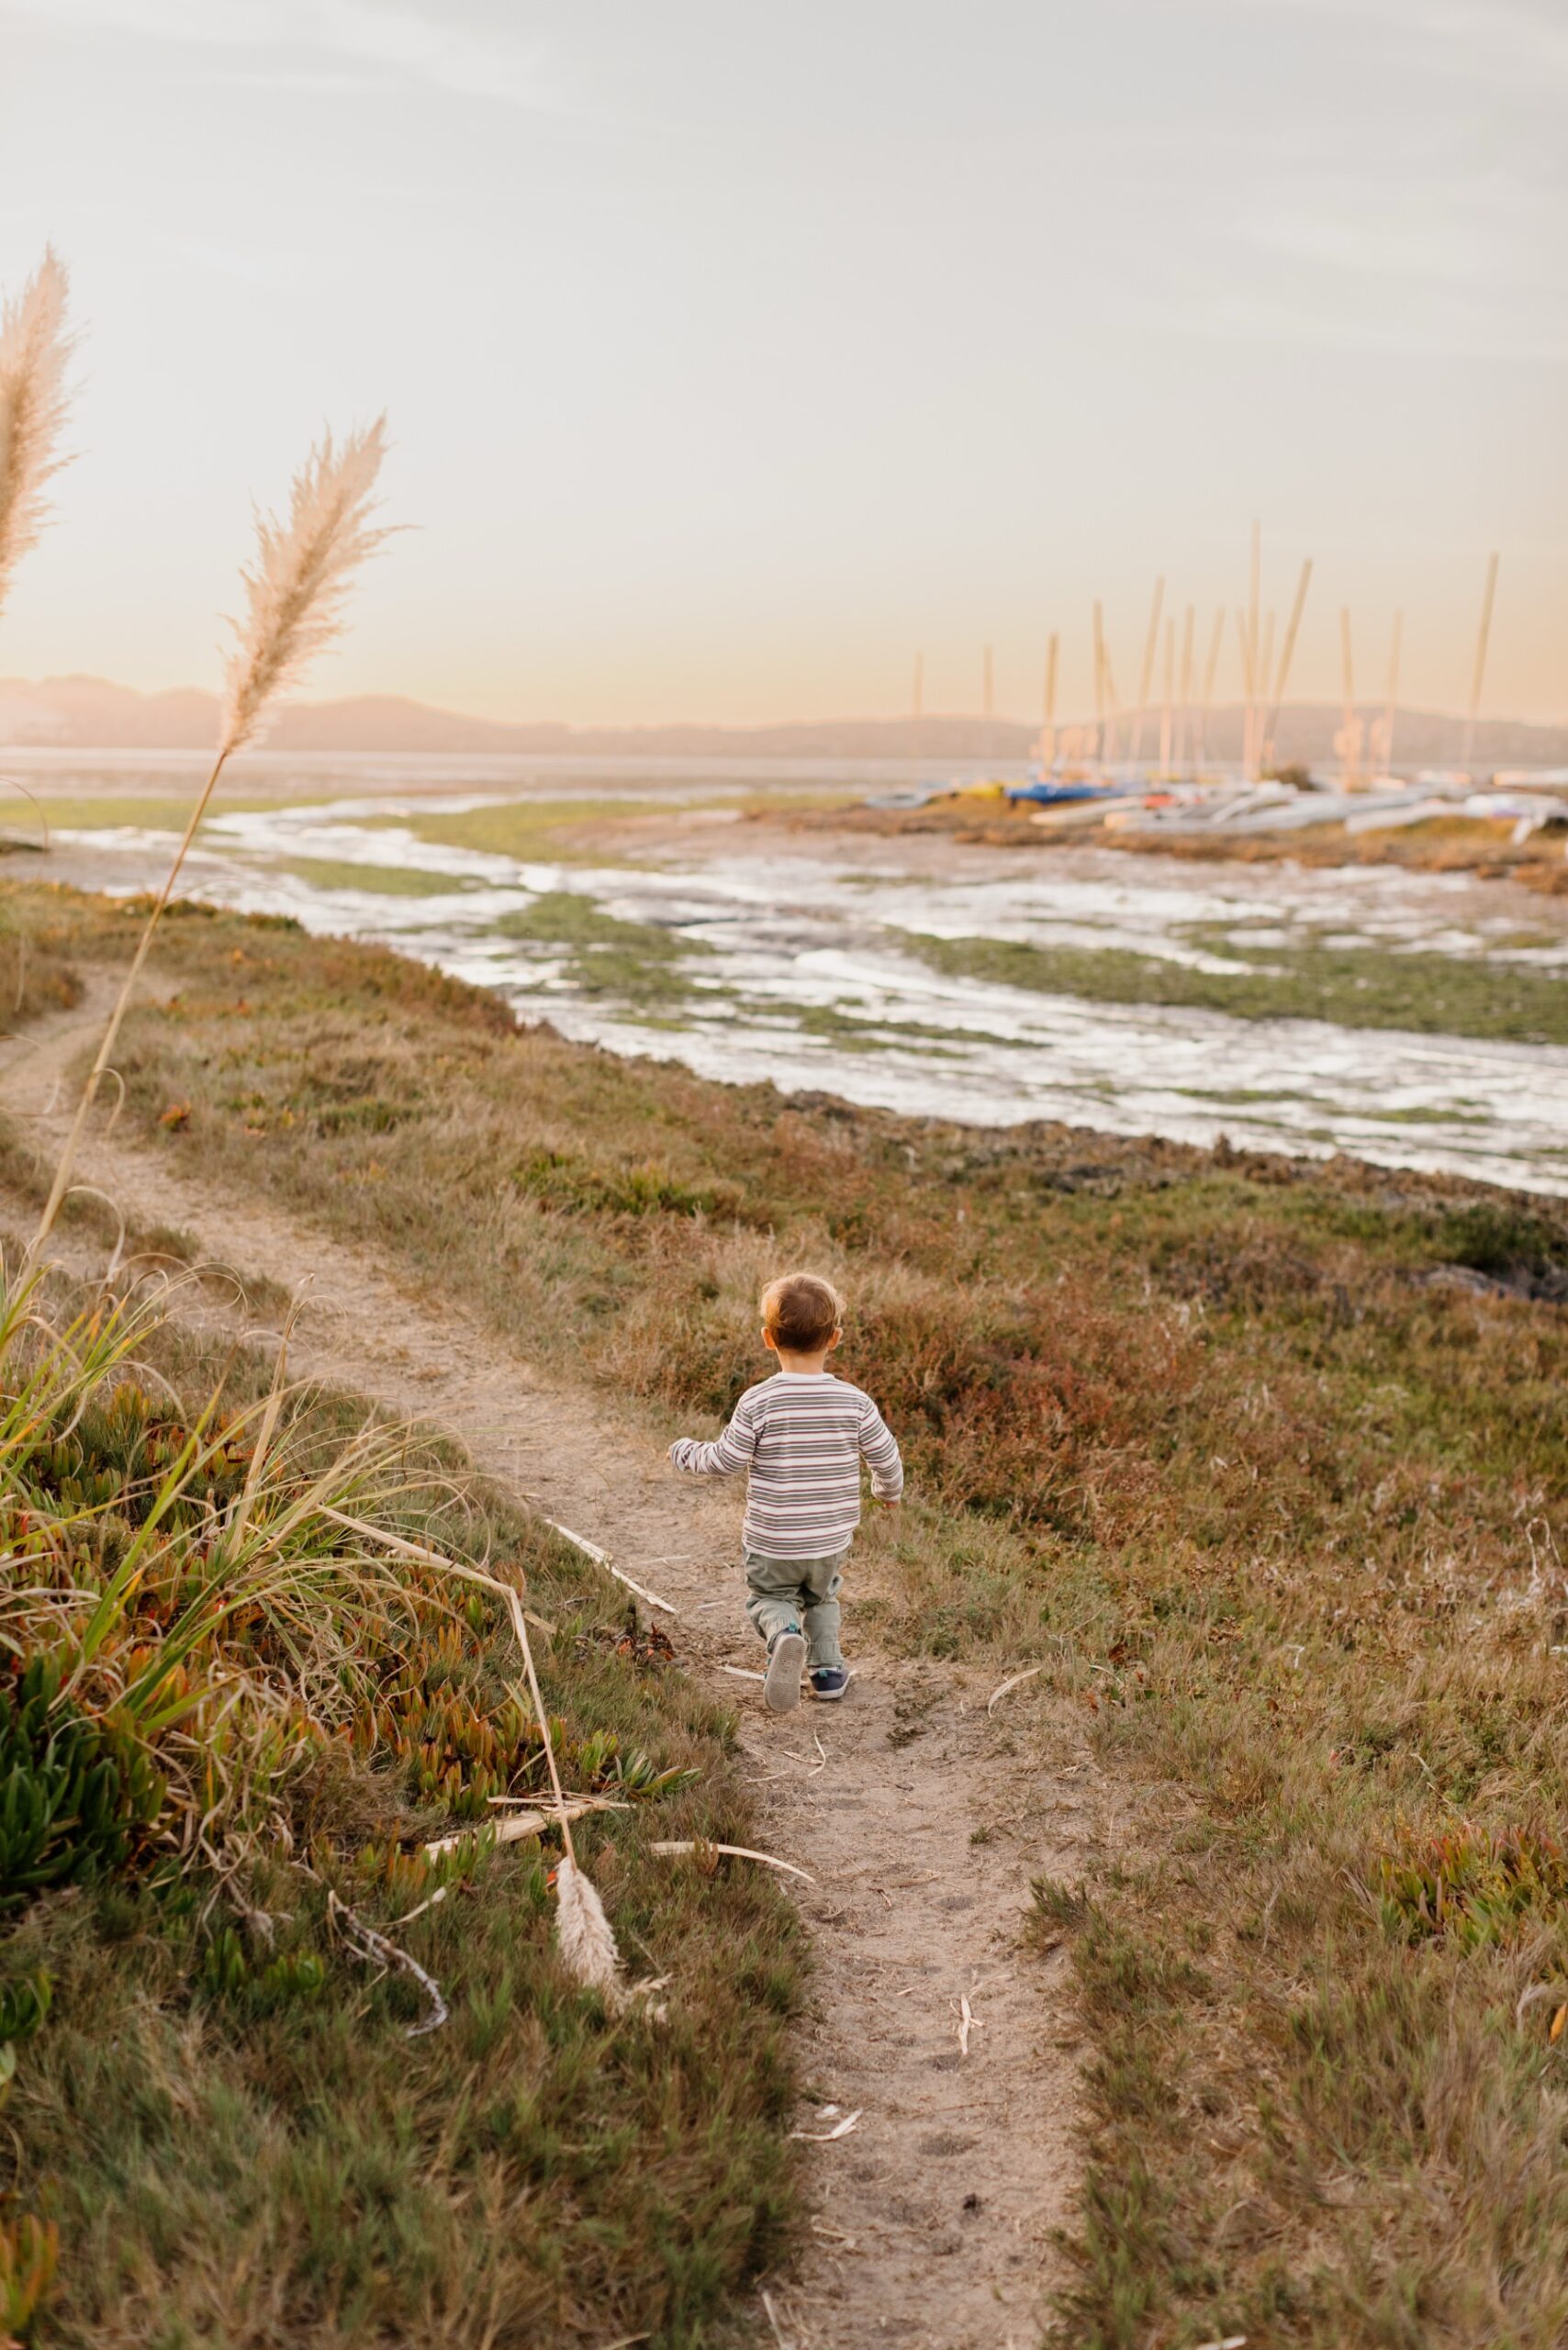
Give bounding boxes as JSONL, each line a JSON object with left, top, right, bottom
{"left": 423, "top": 1795, "right": 629, "bottom": 1863}
{"left": 544, "top": 1518, "right": 679, "bottom": 1617}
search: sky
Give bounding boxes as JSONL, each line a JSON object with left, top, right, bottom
{"left": 0, "top": 0, "right": 1564, "bottom": 727}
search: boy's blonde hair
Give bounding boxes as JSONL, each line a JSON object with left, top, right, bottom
{"left": 761, "top": 1271, "right": 844, "bottom": 1354}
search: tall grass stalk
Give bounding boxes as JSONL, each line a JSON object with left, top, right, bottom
{"left": 504, "top": 1572, "right": 627, "bottom": 1997}
{"left": 27, "top": 420, "right": 390, "bottom": 1265}
{"left": 0, "top": 247, "right": 73, "bottom": 626}
{"left": 334, "top": 1502, "right": 631, "bottom": 1996}
{"left": 321, "top": 1505, "right": 628, "bottom": 1991}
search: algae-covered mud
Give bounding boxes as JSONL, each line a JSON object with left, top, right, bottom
{"left": 12, "top": 752, "right": 1568, "bottom": 1193}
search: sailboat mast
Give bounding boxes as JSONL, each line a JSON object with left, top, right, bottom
{"left": 1246, "top": 520, "right": 1262, "bottom": 779}
{"left": 1041, "top": 632, "right": 1058, "bottom": 769}
{"left": 1382, "top": 611, "right": 1403, "bottom": 778}
{"left": 1102, "top": 645, "right": 1125, "bottom": 767}
{"left": 1462, "top": 552, "right": 1499, "bottom": 775}
{"left": 1263, "top": 558, "right": 1313, "bottom": 770}
{"left": 1129, "top": 576, "right": 1165, "bottom": 772}
{"left": 1340, "top": 607, "right": 1359, "bottom": 789}
{"left": 1176, "top": 604, "right": 1194, "bottom": 776}
{"left": 1234, "top": 609, "right": 1256, "bottom": 778}
{"left": 1257, "top": 611, "right": 1276, "bottom": 774}
{"left": 1196, "top": 606, "right": 1225, "bottom": 776}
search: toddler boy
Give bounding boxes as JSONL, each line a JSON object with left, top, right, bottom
{"left": 668, "top": 1272, "right": 903, "bottom": 1711}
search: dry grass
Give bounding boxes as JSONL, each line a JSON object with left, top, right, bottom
{"left": 4, "top": 877, "right": 1568, "bottom": 2344}
{"left": 0, "top": 1215, "right": 801, "bottom": 2344}
{"left": 219, "top": 421, "right": 390, "bottom": 755}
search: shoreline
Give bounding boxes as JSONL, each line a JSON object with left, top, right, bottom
{"left": 11, "top": 805, "right": 1568, "bottom": 1199}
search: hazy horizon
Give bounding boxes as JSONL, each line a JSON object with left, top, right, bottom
{"left": 2, "top": 2, "right": 1564, "bottom": 725}
{"left": 4, "top": 666, "right": 1568, "bottom": 742}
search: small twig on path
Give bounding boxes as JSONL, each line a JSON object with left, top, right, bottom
{"left": 760, "top": 2289, "right": 794, "bottom": 2349}
{"left": 789, "top": 2108, "right": 862, "bottom": 2143}
{"left": 954, "top": 1975, "right": 989, "bottom": 2056}
{"left": 544, "top": 1517, "right": 679, "bottom": 1616}
{"left": 810, "top": 2216, "right": 859, "bottom": 2250}
{"left": 720, "top": 1662, "right": 765, "bottom": 1682}
{"left": 650, "top": 1840, "right": 816, "bottom": 1884}
{"left": 987, "top": 1663, "right": 1045, "bottom": 1715}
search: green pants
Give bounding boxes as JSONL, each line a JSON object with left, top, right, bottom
{"left": 744, "top": 1548, "right": 848, "bottom": 1672}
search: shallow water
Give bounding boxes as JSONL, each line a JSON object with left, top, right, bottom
{"left": 27, "top": 759, "right": 1568, "bottom": 1195}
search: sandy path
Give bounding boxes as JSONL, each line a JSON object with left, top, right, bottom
{"left": 2, "top": 989, "right": 1096, "bottom": 2350}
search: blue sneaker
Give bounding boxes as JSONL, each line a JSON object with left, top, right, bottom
{"left": 764, "top": 1629, "right": 807, "bottom": 1713}
{"left": 810, "top": 1664, "right": 850, "bottom": 1701}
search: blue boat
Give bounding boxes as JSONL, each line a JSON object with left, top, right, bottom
{"left": 1004, "top": 778, "right": 1120, "bottom": 808}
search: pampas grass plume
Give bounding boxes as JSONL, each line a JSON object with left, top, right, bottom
{"left": 554, "top": 1855, "right": 625, "bottom": 2002}
{"left": 220, "top": 418, "right": 391, "bottom": 755}
{"left": 0, "top": 246, "right": 73, "bottom": 623}
{"left": 28, "top": 419, "right": 391, "bottom": 1264}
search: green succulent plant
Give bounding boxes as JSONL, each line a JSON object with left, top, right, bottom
{"left": 0, "top": 1654, "right": 165, "bottom": 1912}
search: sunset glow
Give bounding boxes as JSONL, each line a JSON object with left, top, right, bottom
{"left": 1, "top": 0, "right": 1563, "bottom": 724}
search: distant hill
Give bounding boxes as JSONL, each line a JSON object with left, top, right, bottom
{"left": 2, "top": 673, "right": 1565, "bottom": 769}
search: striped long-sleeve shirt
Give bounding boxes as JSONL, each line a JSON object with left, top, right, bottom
{"left": 669, "top": 1371, "right": 903, "bottom": 1560}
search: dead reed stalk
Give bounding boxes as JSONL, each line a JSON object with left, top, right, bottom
{"left": 26, "top": 421, "right": 390, "bottom": 1265}
{"left": 502, "top": 1579, "right": 626, "bottom": 1998}
{"left": 327, "top": 1505, "right": 628, "bottom": 1996}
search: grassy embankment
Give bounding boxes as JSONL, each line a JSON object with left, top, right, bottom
{"left": 5, "top": 878, "right": 1568, "bottom": 2346}
{"left": 0, "top": 903, "right": 801, "bottom": 2347}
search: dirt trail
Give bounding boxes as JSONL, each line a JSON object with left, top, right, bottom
{"left": 2, "top": 990, "right": 1099, "bottom": 2350}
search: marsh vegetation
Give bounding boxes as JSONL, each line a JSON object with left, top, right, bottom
{"left": 4, "top": 876, "right": 1568, "bottom": 2343}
